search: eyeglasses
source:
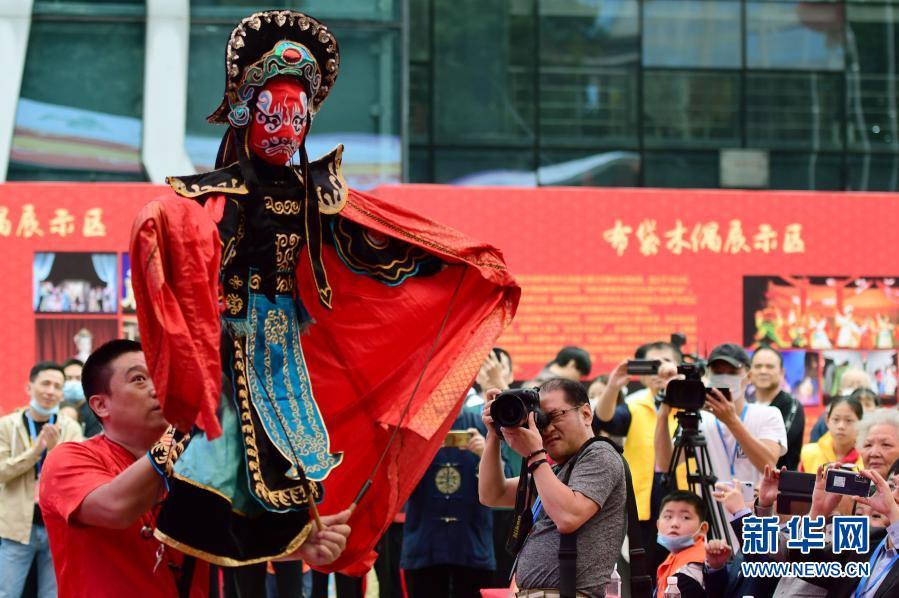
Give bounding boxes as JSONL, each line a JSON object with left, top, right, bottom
{"left": 545, "top": 406, "right": 582, "bottom": 427}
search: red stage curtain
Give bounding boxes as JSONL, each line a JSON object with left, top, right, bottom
{"left": 34, "top": 318, "right": 119, "bottom": 364}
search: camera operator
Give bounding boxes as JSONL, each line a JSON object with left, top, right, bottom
{"left": 655, "top": 343, "right": 787, "bottom": 491}
{"left": 594, "top": 341, "right": 683, "bottom": 569}
{"left": 478, "top": 379, "right": 627, "bottom": 598}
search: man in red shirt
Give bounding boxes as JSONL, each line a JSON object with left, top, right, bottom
{"left": 39, "top": 339, "right": 350, "bottom": 597}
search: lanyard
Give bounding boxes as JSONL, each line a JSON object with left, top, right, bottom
{"left": 532, "top": 496, "right": 543, "bottom": 523}
{"left": 25, "top": 412, "right": 55, "bottom": 478}
{"left": 715, "top": 404, "right": 748, "bottom": 477}
{"left": 854, "top": 536, "right": 899, "bottom": 598}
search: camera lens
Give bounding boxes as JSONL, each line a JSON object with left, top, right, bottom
{"left": 491, "top": 396, "right": 525, "bottom": 428}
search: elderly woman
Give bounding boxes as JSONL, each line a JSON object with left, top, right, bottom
{"left": 857, "top": 408, "right": 899, "bottom": 477}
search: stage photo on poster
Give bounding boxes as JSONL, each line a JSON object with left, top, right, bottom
{"left": 743, "top": 275, "right": 899, "bottom": 351}
{"left": 34, "top": 318, "right": 118, "bottom": 364}
{"left": 121, "top": 253, "right": 135, "bottom": 314}
{"left": 33, "top": 252, "right": 118, "bottom": 314}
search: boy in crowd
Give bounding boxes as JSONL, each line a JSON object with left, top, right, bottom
{"left": 655, "top": 490, "right": 710, "bottom": 597}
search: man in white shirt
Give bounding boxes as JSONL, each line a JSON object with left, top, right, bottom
{"left": 656, "top": 343, "right": 786, "bottom": 488}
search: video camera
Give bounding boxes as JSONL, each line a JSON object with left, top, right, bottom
{"left": 625, "top": 360, "right": 719, "bottom": 411}
{"left": 489, "top": 388, "right": 548, "bottom": 432}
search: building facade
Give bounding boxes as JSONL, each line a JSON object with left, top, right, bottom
{"left": 4, "top": 0, "right": 899, "bottom": 191}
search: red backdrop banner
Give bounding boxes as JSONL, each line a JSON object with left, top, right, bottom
{"left": 2, "top": 183, "right": 899, "bottom": 414}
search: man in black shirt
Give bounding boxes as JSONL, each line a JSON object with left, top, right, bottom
{"left": 749, "top": 346, "right": 805, "bottom": 470}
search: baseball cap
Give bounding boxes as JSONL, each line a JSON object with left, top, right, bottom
{"left": 708, "top": 343, "right": 751, "bottom": 369}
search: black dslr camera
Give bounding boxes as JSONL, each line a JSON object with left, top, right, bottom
{"left": 625, "top": 360, "right": 710, "bottom": 411}
{"left": 489, "top": 388, "right": 548, "bottom": 432}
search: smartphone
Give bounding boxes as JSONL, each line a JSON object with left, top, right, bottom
{"left": 825, "top": 468, "right": 874, "bottom": 497}
{"left": 444, "top": 430, "right": 473, "bottom": 448}
{"left": 626, "top": 359, "right": 661, "bottom": 375}
{"left": 706, "top": 387, "right": 732, "bottom": 401}
{"left": 737, "top": 481, "right": 754, "bottom": 503}
{"left": 777, "top": 471, "right": 816, "bottom": 515}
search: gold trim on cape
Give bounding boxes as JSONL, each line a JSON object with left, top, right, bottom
{"left": 154, "top": 520, "right": 314, "bottom": 568}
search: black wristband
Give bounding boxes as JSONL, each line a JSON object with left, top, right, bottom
{"left": 528, "top": 458, "right": 548, "bottom": 474}
{"left": 526, "top": 448, "right": 547, "bottom": 461}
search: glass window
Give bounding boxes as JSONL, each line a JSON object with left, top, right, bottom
{"left": 847, "top": 74, "right": 899, "bottom": 150}
{"left": 746, "top": 2, "right": 844, "bottom": 70}
{"left": 643, "top": 0, "right": 741, "bottom": 68}
{"left": 190, "top": 1, "right": 398, "bottom": 21}
{"left": 433, "top": 148, "right": 536, "bottom": 185}
{"left": 539, "top": 0, "right": 639, "bottom": 147}
{"left": 768, "top": 152, "right": 843, "bottom": 189}
{"left": 848, "top": 154, "right": 899, "bottom": 191}
{"left": 186, "top": 25, "right": 402, "bottom": 189}
{"left": 432, "top": 0, "right": 536, "bottom": 145}
{"left": 408, "top": 146, "right": 431, "bottom": 183}
{"left": 9, "top": 20, "right": 145, "bottom": 181}
{"left": 846, "top": 6, "right": 899, "bottom": 151}
{"left": 410, "top": 0, "right": 430, "bottom": 62}
{"left": 643, "top": 151, "right": 720, "bottom": 188}
{"left": 540, "top": 69, "right": 638, "bottom": 148}
{"left": 747, "top": 73, "right": 843, "bottom": 150}
{"left": 540, "top": 0, "right": 639, "bottom": 68}
{"left": 410, "top": 63, "right": 430, "bottom": 145}
{"left": 538, "top": 149, "right": 640, "bottom": 187}
{"left": 847, "top": 5, "right": 899, "bottom": 74}
{"left": 643, "top": 71, "right": 741, "bottom": 148}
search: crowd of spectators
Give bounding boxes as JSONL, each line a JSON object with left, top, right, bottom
{"left": 3, "top": 338, "right": 899, "bottom": 598}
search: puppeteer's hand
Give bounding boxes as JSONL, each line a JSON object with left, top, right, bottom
{"left": 501, "top": 412, "right": 544, "bottom": 458}
{"left": 297, "top": 509, "right": 352, "bottom": 567}
{"left": 147, "top": 426, "right": 192, "bottom": 478}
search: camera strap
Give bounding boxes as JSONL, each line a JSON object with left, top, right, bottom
{"left": 505, "top": 456, "right": 536, "bottom": 555}
{"left": 558, "top": 437, "right": 652, "bottom": 598}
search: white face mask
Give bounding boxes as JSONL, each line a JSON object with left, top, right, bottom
{"left": 707, "top": 374, "right": 743, "bottom": 400}
{"left": 63, "top": 380, "right": 85, "bottom": 403}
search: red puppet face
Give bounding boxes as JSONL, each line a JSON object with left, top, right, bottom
{"left": 248, "top": 77, "right": 309, "bottom": 165}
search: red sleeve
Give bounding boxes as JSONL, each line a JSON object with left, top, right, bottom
{"left": 129, "top": 195, "right": 223, "bottom": 438}
{"left": 39, "top": 442, "right": 114, "bottom": 524}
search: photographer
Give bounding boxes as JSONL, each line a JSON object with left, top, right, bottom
{"left": 655, "top": 344, "right": 786, "bottom": 490}
{"left": 478, "top": 379, "right": 627, "bottom": 598}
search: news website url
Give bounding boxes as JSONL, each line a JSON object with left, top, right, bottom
{"left": 741, "top": 561, "right": 870, "bottom": 578}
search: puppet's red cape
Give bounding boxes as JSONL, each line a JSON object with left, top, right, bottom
{"left": 131, "top": 187, "right": 519, "bottom": 573}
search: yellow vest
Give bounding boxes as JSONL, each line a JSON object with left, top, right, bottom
{"left": 622, "top": 389, "right": 687, "bottom": 521}
{"left": 800, "top": 432, "right": 863, "bottom": 473}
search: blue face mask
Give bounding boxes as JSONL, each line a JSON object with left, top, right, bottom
{"left": 29, "top": 398, "right": 60, "bottom": 417}
{"left": 657, "top": 532, "right": 697, "bottom": 553}
{"left": 63, "top": 380, "right": 84, "bottom": 403}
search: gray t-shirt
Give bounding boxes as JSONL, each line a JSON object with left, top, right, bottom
{"left": 515, "top": 441, "right": 627, "bottom": 598}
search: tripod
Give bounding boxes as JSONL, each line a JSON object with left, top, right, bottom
{"left": 665, "top": 410, "right": 730, "bottom": 543}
